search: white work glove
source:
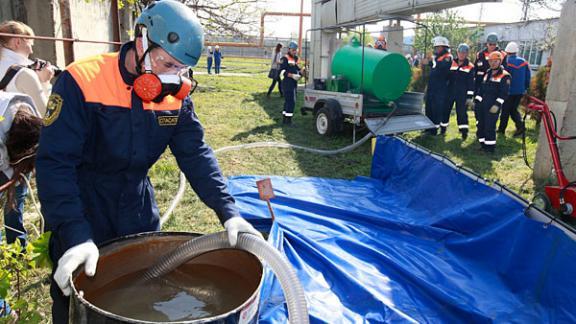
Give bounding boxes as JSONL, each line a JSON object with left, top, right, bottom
{"left": 466, "top": 99, "right": 474, "bottom": 110}
{"left": 489, "top": 105, "right": 500, "bottom": 114}
{"left": 290, "top": 73, "right": 302, "bottom": 81}
{"left": 224, "top": 217, "right": 263, "bottom": 247}
{"left": 54, "top": 241, "right": 99, "bottom": 296}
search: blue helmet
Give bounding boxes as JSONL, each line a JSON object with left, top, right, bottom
{"left": 136, "top": 0, "right": 204, "bottom": 67}
{"left": 288, "top": 41, "right": 298, "bottom": 50}
{"left": 457, "top": 43, "right": 470, "bottom": 53}
{"left": 486, "top": 33, "right": 499, "bottom": 44}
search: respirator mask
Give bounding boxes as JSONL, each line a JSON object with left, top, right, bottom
{"left": 133, "top": 28, "right": 197, "bottom": 103}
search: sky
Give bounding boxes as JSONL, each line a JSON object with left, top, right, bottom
{"left": 262, "top": 0, "right": 562, "bottom": 38}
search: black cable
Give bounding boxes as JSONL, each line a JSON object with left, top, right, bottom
{"left": 521, "top": 111, "right": 532, "bottom": 169}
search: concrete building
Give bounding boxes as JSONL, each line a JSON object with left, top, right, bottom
{"left": 481, "top": 18, "right": 559, "bottom": 69}
{"left": 1, "top": 0, "right": 131, "bottom": 69}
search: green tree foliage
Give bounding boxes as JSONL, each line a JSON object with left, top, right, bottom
{"left": 413, "top": 10, "right": 483, "bottom": 59}
{"left": 0, "top": 232, "right": 51, "bottom": 322}
{"left": 410, "top": 10, "right": 483, "bottom": 92}
{"left": 115, "top": 0, "right": 266, "bottom": 37}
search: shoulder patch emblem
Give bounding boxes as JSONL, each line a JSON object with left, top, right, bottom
{"left": 157, "top": 115, "right": 179, "bottom": 126}
{"left": 44, "top": 94, "right": 63, "bottom": 126}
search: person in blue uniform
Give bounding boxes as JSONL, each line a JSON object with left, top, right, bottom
{"left": 278, "top": 41, "right": 302, "bottom": 126}
{"left": 35, "top": 1, "right": 260, "bottom": 323}
{"left": 473, "top": 51, "right": 511, "bottom": 154}
{"left": 206, "top": 45, "right": 213, "bottom": 74}
{"left": 474, "top": 33, "right": 507, "bottom": 94}
{"left": 424, "top": 36, "right": 452, "bottom": 135}
{"left": 214, "top": 45, "right": 223, "bottom": 74}
{"left": 498, "top": 41, "right": 531, "bottom": 137}
{"left": 444, "top": 43, "right": 475, "bottom": 139}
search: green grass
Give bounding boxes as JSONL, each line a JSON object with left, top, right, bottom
{"left": 3, "top": 57, "right": 541, "bottom": 322}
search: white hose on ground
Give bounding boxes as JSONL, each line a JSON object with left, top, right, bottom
{"left": 142, "top": 231, "right": 310, "bottom": 324}
{"left": 159, "top": 132, "right": 373, "bottom": 226}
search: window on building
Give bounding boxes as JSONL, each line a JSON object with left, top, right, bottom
{"left": 518, "top": 40, "right": 543, "bottom": 66}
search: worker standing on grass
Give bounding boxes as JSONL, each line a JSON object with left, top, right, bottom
{"left": 214, "top": 44, "right": 223, "bottom": 75}
{"left": 423, "top": 36, "right": 452, "bottom": 135}
{"left": 473, "top": 51, "right": 511, "bottom": 154}
{"left": 279, "top": 41, "right": 302, "bottom": 126}
{"left": 206, "top": 45, "right": 213, "bottom": 74}
{"left": 34, "top": 1, "right": 261, "bottom": 323}
{"left": 498, "top": 41, "right": 531, "bottom": 137}
{"left": 444, "top": 43, "right": 475, "bottom": 140}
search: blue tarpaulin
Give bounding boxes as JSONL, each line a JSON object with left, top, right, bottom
{"left": 228, "top": 136, "right": 576, "bottom": 323}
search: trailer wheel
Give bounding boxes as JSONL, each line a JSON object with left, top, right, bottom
{"left": 532, "top": 192, "right": 552, "bottom": 212}
{"left": 315, "top": 107, "right": 336, "bottom": 136}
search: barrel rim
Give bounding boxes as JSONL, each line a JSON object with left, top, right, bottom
{"left": 70, "top": 231, "right": 264, "bottom": 324}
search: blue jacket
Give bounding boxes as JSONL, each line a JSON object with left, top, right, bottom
{"left": 427, "top": 50, "right": 453, "bottom": 92}
{"left": 448, "top": 58, "right": 475, "bottom": 99}
{"left": 474, "top": 48, "right": 507, "bottom": 91}
{"left": 36, "top": 42, "right": 239, "bottom": 254}
{"left": 474, "top": 66, "right": 511, "bottom": 111}
{"left": 505, "top": 54, "right": 531, "bottom": 95}
{"left": 214, "top": 50, "right": 223, "bottom": 62}
{"left": 279, "top": 54, "right": 301, "bottom": 88}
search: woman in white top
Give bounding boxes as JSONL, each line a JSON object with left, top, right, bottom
{"left": 0, "top": 91, "right": 42, "bottom": 246}
{"left": 0, "top": 20, "right": 54, "bottom": 116}
{"left": 267, "top": 43, "right": 284, "bottom": 97}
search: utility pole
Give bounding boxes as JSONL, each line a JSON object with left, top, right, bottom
{"left": 298, "top": 0, "right": 305, "bottom": 56}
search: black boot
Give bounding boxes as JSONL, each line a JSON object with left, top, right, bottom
{"left": 282, "top": 116, "right": 289, "bottom": 124}
{"left": 461, "top": 130, "right": 468, "bottom": 141}
{"left": 497, "top": 128, "right": 506, "bottom": 136}
{"left": 440, "top": 126, "right": 447, "bottom": 135}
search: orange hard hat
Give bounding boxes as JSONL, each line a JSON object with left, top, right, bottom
{"left": 488, "top": 51, "right": 503, "bottom": 61}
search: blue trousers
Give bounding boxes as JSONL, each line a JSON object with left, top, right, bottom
{"left": 215, "top": 59, "right": 221, "bottom": 74}
{"left": 476, "top": 103, "right": 500, "bottom": 148}
{"left": 207, "top": 57, "right": 213, "bottom": 74}
{"left": 282, "top": 82, "right": 296, "bottom": 116}
{"left": 425, "top": 90, "right": 446, "bottom": 131}
{"left": 444, "top": 90, "right": 469, "bottom": 132}
{"left": 3, "top": 178, "right": 28, "bottom": 246}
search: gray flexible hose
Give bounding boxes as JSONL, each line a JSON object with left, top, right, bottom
{"left": 143, "top": 232, "right": 309, "bottom": 324}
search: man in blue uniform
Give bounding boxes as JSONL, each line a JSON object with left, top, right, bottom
{"left": 473, "top": 51, "right": 511, "bottom": 154}
{"left": 35, "top": 1, "right": 260, "bottom": 323}
{"left": 444, "top": 43, "right": 475, "bottom": 139}
{"left": 498, "top": 41, "right": 531, "bottom": 137}
{"left": 278, "top": 41, "right": 302, "bottom": 126}
{"left": 474, "top": 33, "right": 507, "bottom": 93}
{"left": 424, "top": 36, "right": 452, "bottom": 135}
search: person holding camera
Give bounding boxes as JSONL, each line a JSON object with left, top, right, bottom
{"left": 0, "top": 20, "right": 55, "bottom": 116}
{"left": 0, "top": 20, "right": 54, "bottom": 246}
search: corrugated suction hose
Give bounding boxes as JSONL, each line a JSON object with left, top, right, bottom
{"left": 142, "top": 231, "right": 309, "bottom": 323}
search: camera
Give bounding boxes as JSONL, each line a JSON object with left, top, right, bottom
{"left": 28, "top": 58, "right": 63, "bottom": 77}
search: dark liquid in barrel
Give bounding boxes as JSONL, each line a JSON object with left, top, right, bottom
{"left": 86, "top": 264, "right": 255, "bottom": 322}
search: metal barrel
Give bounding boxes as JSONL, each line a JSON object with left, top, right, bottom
{"left": 70, "top": 232, "right": 263, "bottom": 323}
{"left": 331, "top": 42, "right": 412, "bottom": 103}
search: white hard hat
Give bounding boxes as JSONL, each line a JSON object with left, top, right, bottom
{"left": 505, "top": 41, "right": 519, "bottom": 54}
{"left": 215, "top": 45, "right": 220, "bottom": 49}
{"left": 433, "top": 36, "right": 450, "bottom": 47}
{"left": 207, "top": 46, "right": 212, "bottom": 50}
